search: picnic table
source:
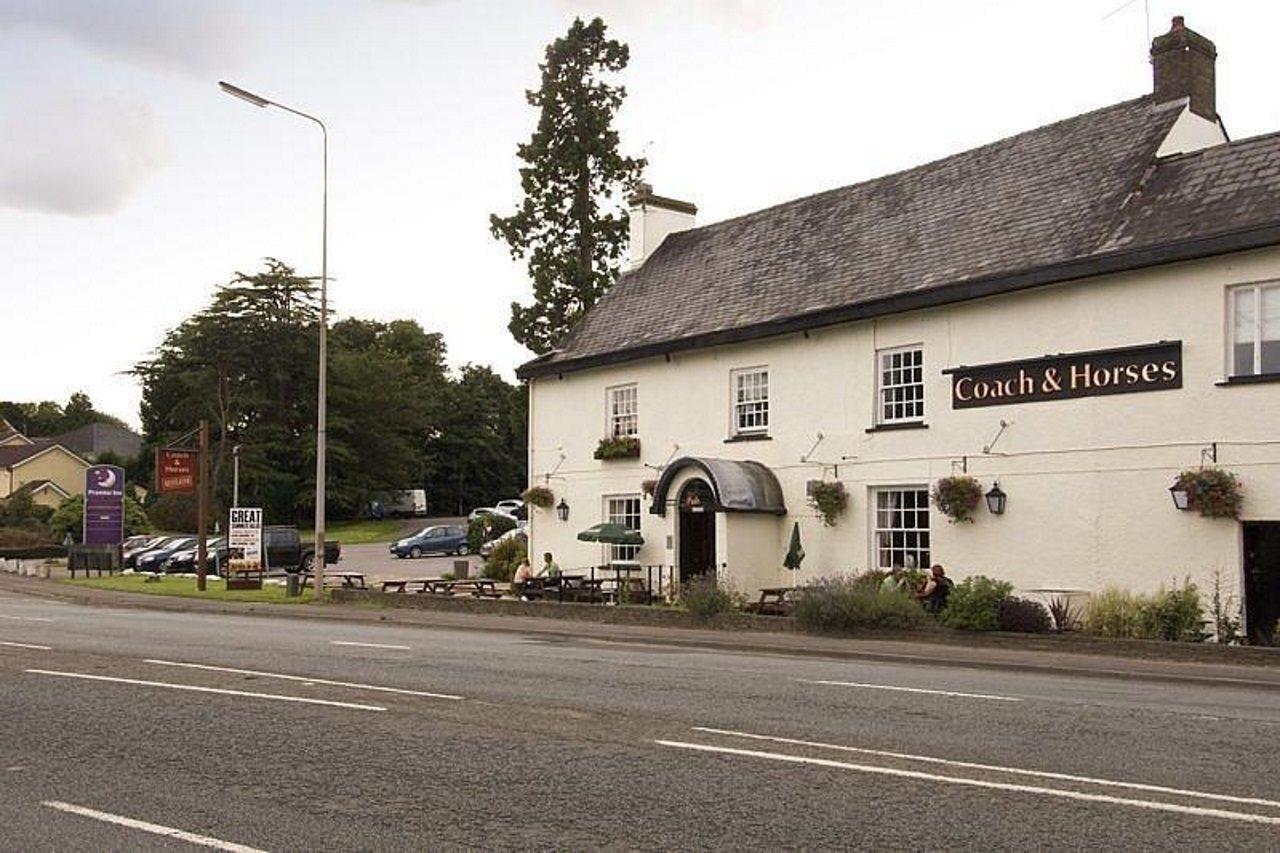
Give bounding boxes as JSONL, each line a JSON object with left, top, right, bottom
{"left": 750, "top": 586, "right": 797, "bottom": 616}
{"left": 381, "top": 577, "right": 448, "bottom": 594}
{"left": 301, "top": 570, "right": 367, "bottom": 590}
{"left": 443, "top": 578, "right": 502, "bottom": 598}
{"left": 380, "top": 577, "right": 501, "bottom": 597}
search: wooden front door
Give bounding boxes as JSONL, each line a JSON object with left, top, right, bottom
{"left": 678, "top": 479, "right": 716, "bottom": 582}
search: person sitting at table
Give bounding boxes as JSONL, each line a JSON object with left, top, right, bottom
{"left": 512, "top": 559, "right": 534, "bottom": 599}
{"left": 915, "top": 564, "right": 953, "bottom": 614}
{"left": 538, "top": 552, "right": 561, "bottom": 578}
{"left": 879, "top": 566, "right": 908, "bottom": 596}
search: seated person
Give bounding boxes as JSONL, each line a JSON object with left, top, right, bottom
{"left": 538, "top": 551, "right": 561, "bottom": 578}
{"left": 512, "top": 559, "right": 535, "bottom": 599}
{"left": 915, "top": 564, "right": 953, "bottom": 614}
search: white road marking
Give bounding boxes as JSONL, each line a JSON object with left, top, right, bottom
{"left": 330, "top": 640, "right": 412, "bottom": 651}
{"left": 42, "top": 801, "right": 267, "bottom": 852}
{"left": 0, "top": 614, "right": 53, "bottom": 622}
{"left": 692, "top": 727, "right": 1280, "bottom": 809}
{"left": 802, "top": 679, "right": 1022, "bottom": 702}
{"left": 25, "top": 669, "right": 387, "bottom": 711}
{"left": 0, "top": 641, "right": 51, "bottom": 650}
{"left": 656, "top": 740, "right": 1280, "bottom": 826}
{"left": 145, "top": 659, "right": 463, "bottom": 701}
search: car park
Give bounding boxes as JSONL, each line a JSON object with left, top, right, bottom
{"left": 389, "top": 525, "right": 469, "bottom": 558}
{"left": 479, "top": 524, "right": 527, "bottom": 558}
{"left": 162, "top": 538, "right": 223, "bottom": 573}
{"left": 123, "top": 536, "right": 177, "bottom": 568}
{"left": 136, "top": 537, "right": 197, "bottom": 573}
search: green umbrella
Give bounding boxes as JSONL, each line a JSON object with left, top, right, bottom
{"left": 577, "top": 522, "right": 644, "bottom": 546}
{"left": 783, "top": 521, "right": 805, "bottom": 570}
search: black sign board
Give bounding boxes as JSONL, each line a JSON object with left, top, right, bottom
{"left": 945, "top": 341, "right": 1182, "bottom": 409}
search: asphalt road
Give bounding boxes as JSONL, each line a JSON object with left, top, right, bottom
{"left": 2, "top": 592, "right": 1279, "bottom": 850}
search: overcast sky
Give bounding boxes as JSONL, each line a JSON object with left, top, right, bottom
{"left": 2, "top": 0, "right": 1277, "bottom": 427}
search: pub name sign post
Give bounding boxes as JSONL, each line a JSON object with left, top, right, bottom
{"left": 946, "top": 341, "right": 1182, "bottom": 409}
{"left": 155, "top": 448, "right": 198, "bottom": 494}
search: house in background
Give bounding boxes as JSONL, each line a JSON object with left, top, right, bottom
{"left": 0, "top": 418, "right": 33, "bottom": 448}
{"left": 520, "top": 18, "right": 1280, "bottom": 642}
{"left": 47, "top": 422, "right": 143, "bottom": 462}
{"left": 0, "top": 438, "right": 90, "bottom": 509}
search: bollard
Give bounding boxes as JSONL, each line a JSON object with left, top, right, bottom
{"left": 453, "top": 560, "right": 470, "bottom": 580}
{"left": 286, "top": 572, "right": 303, "bottom": 597}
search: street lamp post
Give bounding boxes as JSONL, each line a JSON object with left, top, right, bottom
{"left": 232, "top": 445, "right": 241, "bottom": 508}
{"left": 220, "top": 81, "right": 329, "bottom": 602}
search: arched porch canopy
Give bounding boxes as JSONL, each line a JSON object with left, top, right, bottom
{"left": 650, "top": 457, "right": 787, "bottom": 517}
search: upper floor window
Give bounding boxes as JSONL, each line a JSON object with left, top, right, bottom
{"left": 605, "top": 494, "right": 642, "bottom": 562}
{"left": 608, "top": 384, "right": 638, "bottom": 438}
{"left": 731, "top": 367, "right": 769, "bottom": 435}
{"left": 1231, "top": 283, "right": 1280, "bottom": 377}
{"left": 877, "top": 346, "right": 925, "bottom": 424}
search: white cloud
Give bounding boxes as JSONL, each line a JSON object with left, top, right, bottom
{"left": 552, "top": 0, "right": 774, "bottom": 30}
{"left": 0, "top": 0, "right": 250, "bottom": 75}
{"left": 0, "top": 88, "right": 164, "bottom": 216}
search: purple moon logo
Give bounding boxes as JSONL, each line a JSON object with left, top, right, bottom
{"left": 95, "top": 468, "right": 118, "bottom": 489}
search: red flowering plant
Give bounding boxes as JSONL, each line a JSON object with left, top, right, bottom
{"left": 1174, "top": 468, "right": 1243, "bottom": 519}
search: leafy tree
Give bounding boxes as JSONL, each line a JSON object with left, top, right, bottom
{"left": 0, "top": 394, "right": 128, "bottom": 438}
{"left": 491, "top": 16, "right": 645, "bottom": 354}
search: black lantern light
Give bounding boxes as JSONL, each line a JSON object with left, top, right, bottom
{"left": 555, "top": 498, "right": 570, "bottom": 522}
{"left": 1169, "top": 479, "right": 1191, "bottom": 511}
{"left": 984, "top": 482, "right": 1007, "bottom": 515}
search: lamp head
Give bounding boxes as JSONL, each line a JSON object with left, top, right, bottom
{"left": 219, "top": 81, "right": 269, "bottom": 108}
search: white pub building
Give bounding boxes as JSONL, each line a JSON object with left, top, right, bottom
{"left": 519, "top": 18, "right": 1280, "bottom": 642}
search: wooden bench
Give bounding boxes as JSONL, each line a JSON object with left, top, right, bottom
{"left": 442, "top": 578, "right": 502, "bottom": 598}
{"left": 301, "top": 571, "right": 367, "bottom": 590}
{"left": 751, "top": 586, "right": 797, "bottom": 616}
{"left": 381, "top": 577, "right": 446, "bottom": 594}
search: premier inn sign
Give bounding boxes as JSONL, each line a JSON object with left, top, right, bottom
{"left": 945, "top": 341, "right": 1182, "bottom": 409}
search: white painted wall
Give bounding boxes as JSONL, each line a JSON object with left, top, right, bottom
{"left": 528, "top": 247, "right": 1280, "bottom": 606}
{"left": 627, "top": 200, "right": 695, "bottom": 270}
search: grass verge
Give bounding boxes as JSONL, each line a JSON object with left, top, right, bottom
{"left": 298, "top": 519, "right": 403, "bottom": 545}
{"left": 64, "top": 575, "right": 320, "bottom": 604}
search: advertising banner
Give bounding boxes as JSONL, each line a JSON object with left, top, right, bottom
{"left": 155, "top": 448, "right": 198, "bottom": 494}
{"left": 227, "top": 507, "right": 264, "bottom": 576}
{"left": 83, "top": 465, "right": 126, "bottom": 546}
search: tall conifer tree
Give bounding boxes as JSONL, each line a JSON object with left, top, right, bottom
{"left": 491, "top": 17, "right": 645, "bottom": 354}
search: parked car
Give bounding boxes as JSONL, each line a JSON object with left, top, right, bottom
{"left": 495, "top": 499, "right": 524, "bottom": 515}
{"left": 368, "top": 489, "right": 428, "bottom": 519}
{"left": 389, "top": 525, "right": 469, "bottom": 558}
{"left": 479, "top": 525, "right": 527, "bottom": 558}
{"left": 467, "top": 507, "right": 518, "bottom": 525}
{"left": 215, "top": 526, "right": 340, "bottom": 574}
{"left": 123, "top": 536, "right": 174, "bottom": 568}
{"left": 162, "top": 538, "right": 223, "bottom": 574}
{"left": 136, "top": 537, "right": 197, "bottom": 573}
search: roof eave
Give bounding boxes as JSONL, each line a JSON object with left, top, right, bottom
{"left": 518, "top": 222, "right": 1280, "bottom": 380}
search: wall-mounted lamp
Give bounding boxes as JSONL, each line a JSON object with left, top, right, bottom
{"left": 555, "top": 498, "right": 570, "bottom": 522}
{"left": 1168, "top": 479, "right": 1191, "bottom": 511}
{"left": 984, "top": 482, "right": 1007, "bottom": 515}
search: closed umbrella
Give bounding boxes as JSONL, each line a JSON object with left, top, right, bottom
{"left": 783, "top": 521, "right": 805, "bottom": 570}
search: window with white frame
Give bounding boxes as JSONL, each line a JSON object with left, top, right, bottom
{"left": 607, "top": 384, "right": 638, "bottom": 438}
{"left": 1230, "top": 283, "right": 1280, "bottom": 376}
{"left": 873, "top": 488, "right": 930, "bottom": 571}
{"left": 877, "top": 346, "right": 925, "bottom": 424}
{"left": 731, "top": 367, "right": 769, "bottom": 435}
{"left": 605, "top": 494, "right": 642, "bottom": 562}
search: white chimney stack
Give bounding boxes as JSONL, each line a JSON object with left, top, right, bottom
{"left": 627, "top": 183, "right": 696, "bottom": 271}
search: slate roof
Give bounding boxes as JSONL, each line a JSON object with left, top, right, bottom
{"left": 520, "top": 96, "right": 1280, "bottom": 378}
{"left": 50, "top": 422, "right": 143, "bottom": 460}
{"left": 0, "top": 443, "right": 56, "bottom": 469}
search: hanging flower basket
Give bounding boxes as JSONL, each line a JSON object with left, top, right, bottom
{"left": 1174, "top": 468, "right": 1243, "bottom": 519}
{"left": 931, "top": 476, "right": 984, "bottom": 524}
{"left": 521, "top": 485, "right": 554, "bottom": 509}
{"left": 594, "top": 436, "right": 641, "bottom": 460}
{"left": 807, "top": 480, "right": 848, "bottom": 527}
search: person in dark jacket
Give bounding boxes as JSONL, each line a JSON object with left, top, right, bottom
{"left": 916, "top": 564, "right": 953, "bottom": 614}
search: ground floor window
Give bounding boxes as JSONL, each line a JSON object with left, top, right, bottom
{"left": 605, "top": 494, "right": 642, "bottom": 562}
{"left": 874, "top": 488, "right": 930, "bottom": 570}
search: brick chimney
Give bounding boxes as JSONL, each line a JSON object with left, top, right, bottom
{"left": 1151, "top": 16, "right": 1217, "bottom": 121}
{"left": 627, "top": 183, "right": 696, "bottom": 271}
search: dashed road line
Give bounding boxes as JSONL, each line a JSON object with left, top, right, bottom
{"left": 25, "top": 669, "right": 388, "bottom": 711}
{"left": 0, "top": 641, "right": 51, "bottom": 650}
{"left": 330, "top": 640, "right": 412, "bottom": 651}
{"left": 145, "top": 658, "right": 463, "bottom": 701}
{"left": 42, "top": 801, "right": 267, "bottom": 852}
{"left": 802, "top": 678, "right": 1022, "bottom": 702}
{"left": 691, "top": 727, "right": 1280, "bottom": 809}
{"left": 655, "top": 740, "right": 1280, "bottom": 826}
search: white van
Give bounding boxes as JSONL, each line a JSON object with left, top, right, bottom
{"left": 370, "top": 489, "right": 428, "bottom": 518}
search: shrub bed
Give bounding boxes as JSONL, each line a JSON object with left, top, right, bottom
{"left": 793, "top": 575, "right": 925, "bottom": 633}
{"left": 1083, "top": 580, "right": 1204, "bottom": 641}
{"left": 678, "top": 575, "right": 744, "bottom": 621}
{"left": 997, "top": 596, "right": 1052, "bottom": 634}
{"left": 483, "top": 535, "right": 527, "bottom": 582}
{"left": 941, "top": 575, "right": 1013, "bottom": 631}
